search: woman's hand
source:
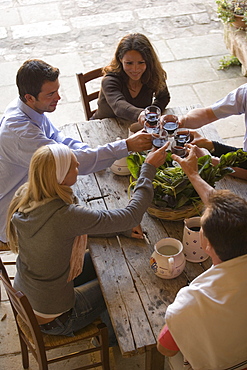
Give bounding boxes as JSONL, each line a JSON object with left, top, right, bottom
{"left": 145, "top": 142, "right": 169, "bottom": 168}
{"left": 130, "top": 225, "right": 144, "bottom": 239}
{"left": 137, "top": 110, "right": 146, "bottom": 127}
{"left": 190, "top": 130, "right": 214, "bottom": 152}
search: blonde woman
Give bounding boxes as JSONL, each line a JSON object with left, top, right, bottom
{"left": 92, "top": 33, "right": 170, "bottom": 131}
{"left": 7, "top": 142, "right": 167, "bottom": 343}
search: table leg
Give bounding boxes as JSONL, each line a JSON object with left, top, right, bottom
{"left": 145, "top": 345, "right": 165, "bottom": 370}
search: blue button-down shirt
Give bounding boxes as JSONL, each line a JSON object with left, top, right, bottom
{"left": 0, "top": 98, "right": 128, "bottom": 242}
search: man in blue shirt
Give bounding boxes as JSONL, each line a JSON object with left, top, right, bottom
{"left": 0, "top": 59, "right": 153, "bottom": 245}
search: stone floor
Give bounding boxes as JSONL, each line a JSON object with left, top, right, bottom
{"left": 0, "top": 0, "right": 246, "bottom": 369}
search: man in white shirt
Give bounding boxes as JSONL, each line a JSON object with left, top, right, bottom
{"left": 157, "top": 145, "right": 247, "bottom": 370}
{"left": 178, "top": 84, "right": 247, "bottom": 179}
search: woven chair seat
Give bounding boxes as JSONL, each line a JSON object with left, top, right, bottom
{"left": 17, "top": 315, "right": 101, "bottom": 348}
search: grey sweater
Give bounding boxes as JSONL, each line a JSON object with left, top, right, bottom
{"left": 13, "top": 163, "right": 156, "bottom": 315}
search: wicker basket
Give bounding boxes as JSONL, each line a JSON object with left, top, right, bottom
{"left": 147, "top": 201, "right": 204, "bottom": 221}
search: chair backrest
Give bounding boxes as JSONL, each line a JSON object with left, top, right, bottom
{"left": 76, "top": 68, "right": 103, "bottom": 120}
{"left": 0, "top": 258, "right": 47, "bottom": 366}
{"left": 0, "top": 257, "right": 110, "bottom": 370}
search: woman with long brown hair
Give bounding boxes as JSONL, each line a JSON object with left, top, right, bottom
{"left": 92, "top": 33, "right": 170, "bottom": 131}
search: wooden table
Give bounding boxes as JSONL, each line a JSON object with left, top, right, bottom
{"left": 224, "top": 23, "right": 247, "bottom": 76}
{"left": 61, "top": 106, "right": 247, "bottom": 369}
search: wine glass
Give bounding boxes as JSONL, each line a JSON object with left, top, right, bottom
{"left": 171, "top": 139, "right": 187, "bottom": 158}
{"left": 174, "top": 128, "right": 191, "bottom": 147}
{"left": 152, "top": 126, "right": 168, "bottom": 148}
{"left": 163, "top": 119, "right": 179, "bottom": 137}
{"left": 144, "top": 105, "right": 161, "bottom": 134}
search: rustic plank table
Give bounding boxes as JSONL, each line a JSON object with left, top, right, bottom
{"left": 60, "top": 106, "right": 247, "bottom": 369}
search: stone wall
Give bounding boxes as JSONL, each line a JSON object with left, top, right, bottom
{"left": 224, "top": 24, "right": 247, "bottom": 76}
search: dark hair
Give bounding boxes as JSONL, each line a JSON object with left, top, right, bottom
{"left": 201, "top": 190, "right": 247, "bottom": 261}
{"left": 103, "top": 33, "right": 167, "bottom": 93}
{"left": 16, "top": 59, "right": 60, "bottom": 102}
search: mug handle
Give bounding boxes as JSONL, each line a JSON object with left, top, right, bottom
{"left": 168, "top": 257, "right": 175, "bottom": 275}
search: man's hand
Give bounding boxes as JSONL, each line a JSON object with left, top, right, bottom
{"left": 172, "top": 144, "right": 215, "bottom": 204}
{"left": 190, "top": 130, "right": 214, "bottom": 152}
{"left": 171, "top": 144, "right": 198, "bottom": 177}
{"left": 126, "top": 130, "right": 153, "bottom": 152}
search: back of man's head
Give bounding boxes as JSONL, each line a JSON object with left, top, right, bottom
{"left": 201, "top": 190, "right": 247, "bottom": 261}
{"left": 16, "top": 59, "right": 60, "bottom": 102}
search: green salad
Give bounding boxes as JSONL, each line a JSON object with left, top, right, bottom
{"left": 127, "top": 149, "right": 247, "bottom": 210}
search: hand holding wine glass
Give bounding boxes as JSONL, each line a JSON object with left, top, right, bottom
{"left": 145, "top": 142, "right": 169, "bottom": 168}
{"left": 152, "top": 125, "right": 168, "bottom": 148}
{"left": 144, "top": 105, "right": 161, "bottom": 133}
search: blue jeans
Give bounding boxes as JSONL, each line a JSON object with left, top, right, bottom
{"left": 40, "top": 251, "right": 117, "bottom": 346}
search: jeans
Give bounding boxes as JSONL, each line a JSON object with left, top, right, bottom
{"left": 40, "top": 251, "right": 117, "bottom": 346}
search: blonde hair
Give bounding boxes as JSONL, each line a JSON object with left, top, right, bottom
{"left": 6, "top": 145, "right": 74, "bottom": 253}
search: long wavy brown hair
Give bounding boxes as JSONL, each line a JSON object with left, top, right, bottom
{"left": 103, "top": 33, "right": 167, "bottom": 93}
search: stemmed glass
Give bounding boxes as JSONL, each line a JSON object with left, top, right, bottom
{"left": 144, "top": 105, "right": 161, "bottom": 134}
{"left": 174, "top": 128, "right": 191, "bottom": 146}
{"left": 143, "top": 106, "right": 170, "bottom": 148}
{"left": 163, "top": 118, "right": 179, "bottom": 137}
{"left": 171, "top": 140, "right": 187, "bottom": 158}
{"left": 170, "top": 128, "right": 191, "bottom": 158}
{"left": 152, "top": 126, "right": 168, "bottom": 148}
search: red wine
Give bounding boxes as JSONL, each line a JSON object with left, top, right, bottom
{"left": 164, "top": 121, "right": 178, "bottom": 135}
{"left": 145, "top": 113, "right": 159, "bottom": 126}
{"left": 171, "top": 144, "right": 186, "bottom": 157}
{"left": 152, "top": 137, "right": 168, "bottom": 148}
{"left": 174, "top": 130, "right": 190, "bottom": 146}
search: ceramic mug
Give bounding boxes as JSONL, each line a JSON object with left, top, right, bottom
{"left": 110, "top": 157, "right": 130, "bottom": 176}
{"left": 110, "top": 137, "right": 130, "bottom": 176}
{"left": 150, "top": 238, "right": 186, "bottom": 279}
{"left": 182, "top": 216, "right": 209, "bottom": 262}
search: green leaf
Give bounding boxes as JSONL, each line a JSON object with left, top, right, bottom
{"left": 127, "top": 149, "right": 247, "bottom": 210}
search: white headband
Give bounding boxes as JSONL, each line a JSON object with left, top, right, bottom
{"left": 47, "top": 144, "right": 72, "bottom": 184}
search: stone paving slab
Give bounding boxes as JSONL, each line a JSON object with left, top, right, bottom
{"left": 193, "top": 77, "right": 247, "bottom": 106}
{"left": 0, "top": 1, "right": 246, "bottom": 369}
{"left": 164, "top": 58, "right": 220, "bottom": 86}
{"left": 166, "top": 33, "right": 228, "bottom": 59}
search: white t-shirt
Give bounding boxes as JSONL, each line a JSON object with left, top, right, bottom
{"left": 165, "top": 254, "right": 247, "bottom": 370}
{"left": 211, "top": 83, "right": 247, "bottom": 151}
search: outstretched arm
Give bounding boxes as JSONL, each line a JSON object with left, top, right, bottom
{"left": 179, "top": 107, "right": 218, "bottom": 129}
{"left": 171, "top": 144, "right": 215, "bottom": 205}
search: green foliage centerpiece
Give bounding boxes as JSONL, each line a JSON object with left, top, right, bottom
{"left": 127, "top": 149, "right": 247, "bottom": 221}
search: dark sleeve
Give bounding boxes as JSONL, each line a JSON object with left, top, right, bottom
{"left": 153, "top": 83, "right": 171, "bottom": 113}
{"left": 212, "top": 141, "right": 247, "bottom": 169}
{"left": 100, "top": 75, "right": 143, "bottom": 122}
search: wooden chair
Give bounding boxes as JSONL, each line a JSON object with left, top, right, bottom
{"left": 0, "top": 258, "right": 16, "bottom": 301}
{"left": 76, "top": 68, "right": 103, "bottom": 120}
{"left": 0, "top": 258, "right": 110, "bottom": 370}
